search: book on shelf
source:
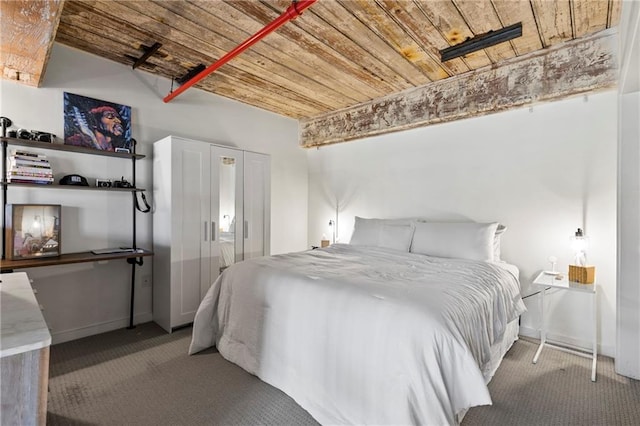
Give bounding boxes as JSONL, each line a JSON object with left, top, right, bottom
{"left": 7, "top": 173, "right": 53, "bottom": 180}
{"left": 10, "top": 149, "right": 47, "bottom": 158}
{"left": 6, "top": 173, "right": 54, "bottom": 181}
{"left": 8, "top": 158, "right": 51, "bottom": 168}
{"left": 10, "top": 159, "right": 51, "bottom": 167}
{"left": 7, "top": 166, "right": 53, "bottom": 175}
{"left": 8, "top": 179, "right": 54, "bottom": 185}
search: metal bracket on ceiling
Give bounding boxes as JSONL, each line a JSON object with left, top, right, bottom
{"left": 176, "top": 64, "right": 207, "bottom": 86}
{"left": 125, "top": 42, "right": 163, "bottom": 70}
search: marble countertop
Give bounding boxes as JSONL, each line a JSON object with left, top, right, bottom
{"left": 1, "top": 272, "right": 51, "bottom": 358}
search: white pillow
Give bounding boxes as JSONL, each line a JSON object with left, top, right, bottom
{"left": 410, "top": 222, "right": 499, "bottom": 262}
{"left": 379, "top": 224, "right": 415, "bottom": 252}
{"left": 350, "top": 217, "right": 415, "bottom": 252}
{"left": 349, "top": 217, "right": 383, "bottom": 246}
{"left": 494, "top": 224, "right": 507, "bottom": 261}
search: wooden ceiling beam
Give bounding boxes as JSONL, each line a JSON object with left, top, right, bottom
{"left": 0, "top": 0, "right": 65, "bottom": 87}
{"left": 300, "top": 29, "right": 617, "bottom": 148}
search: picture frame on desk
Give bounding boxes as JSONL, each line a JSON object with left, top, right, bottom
{"left": 4, "top": 204, "right": 61, "bottom": 260}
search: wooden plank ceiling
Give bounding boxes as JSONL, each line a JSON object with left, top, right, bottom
{"left": 1, "top": 0, "right": 622, "bottom": 146}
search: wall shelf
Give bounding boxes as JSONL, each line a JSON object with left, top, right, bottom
{"left": 0, "top": 182, "right": 145, "bottom": 191}
{"left": 1, "top": 135, "right": 151, "bottom": 329}
{"left": 0, "top": 137, "right": 145, "bottom": 159}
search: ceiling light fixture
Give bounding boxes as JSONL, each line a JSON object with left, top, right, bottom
{"left": 440, "top": 22, "right": 523, "bottom": 62}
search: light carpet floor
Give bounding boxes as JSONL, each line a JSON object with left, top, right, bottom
{"left": 47, "top": 322, "right": 640, "bottom": 425}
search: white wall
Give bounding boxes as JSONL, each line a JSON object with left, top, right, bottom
{"left": 616, "top": 0, "right": 640, "bottom": 379}
{"left": 0, "top": 43, "right": 307, "bottom": 343}
{"left": 307, "top": 90, "right": 618, "bottom": 356}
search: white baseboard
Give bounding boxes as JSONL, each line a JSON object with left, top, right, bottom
{"left": 51, "top": 312, "right": 154, "bottom": 345}
{"left": 519, "top": 325, "right": 614, "bottom": 358}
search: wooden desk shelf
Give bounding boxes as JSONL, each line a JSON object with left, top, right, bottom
{"left": 0, "top": 249, "right": 153, "bottom": 272}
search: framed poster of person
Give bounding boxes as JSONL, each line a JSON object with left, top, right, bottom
{"left": 5, "top": 204, "right": 61, "bottom": 260}
{"left": 63, "top": 92, "right": 132, "bottom": 152}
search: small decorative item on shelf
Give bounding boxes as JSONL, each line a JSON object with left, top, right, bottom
{"left": 569, "top": 264, "right": 595, "bottom": 284}
{"left": 5, "top": 204, "right": 61, "bottom": 260}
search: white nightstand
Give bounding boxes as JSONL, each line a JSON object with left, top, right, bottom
{"left": 531, "top": 271, "right": 597, "bottom": 381}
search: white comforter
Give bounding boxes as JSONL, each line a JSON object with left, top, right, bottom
{"left": 189, "top": 244, "right": 525, "bottom": 425}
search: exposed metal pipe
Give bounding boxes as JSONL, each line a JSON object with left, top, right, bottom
{"left": 163, "top": 0, "right": 317, "bottom": 103}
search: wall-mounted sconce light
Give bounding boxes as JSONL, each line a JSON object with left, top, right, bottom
{"left": 329, "top": 219, "right": 335, "bottom": 244}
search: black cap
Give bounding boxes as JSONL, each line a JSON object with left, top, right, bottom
{"left": 60, "top": 174, "right": 89, "bottom": 186}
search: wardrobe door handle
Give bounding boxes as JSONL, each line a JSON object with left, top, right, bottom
{"left": 212, "top": 221, "right": 216, "bottom": 241}
{"left": 244, "top": 221, "right": 249, "bottom": 239}
{"left": 204, "top": 221, "right": 208, "bottom": 241}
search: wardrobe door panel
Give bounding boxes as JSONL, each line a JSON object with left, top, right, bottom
{"left": 208, "top": 146, "right": 244, "bottom": 298}
{"left": 175, "top": 146, "right": 211, "bottom": 323}
{"left": 244, "top": 152, "right": 270, "bottom": 260}
{"left": 153, "top": 136, "right": 211, "bottom": 332}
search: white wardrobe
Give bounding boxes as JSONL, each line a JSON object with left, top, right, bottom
{"left": 152, "top": 135, "right": 270, "bottom": 332}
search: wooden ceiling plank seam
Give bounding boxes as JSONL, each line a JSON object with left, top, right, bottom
{"left": 373, "top": 0, "right": 466, "bottom": 76}
{"left": 190, "top": 0, "right": 368, "bottom": 105}
{"left": 527, "top": 0, "right": 548, "bottom": 48}
{"left": 490, "top": 0, "right": 544, "bottom": 56}
{"left": 451, "top": 0, "right": 518, "bottom": 64}
{"left": 487, "top": 0, "right": 520, "bottom": 59}
{"left": 78, "top": 0, "right": 328, "bottom": 114}
{"left": 256, "top": 0, "right": 408, "bottom": 97}
{"left": 392, "top": 0, "right": 475, "bottom": 72}
{"left": 60, "top": 3, "right": 200, "bottom": 71}
{"left": 335, "top": 0, "right": 439, "bottom": 83}
{"left": 303, "top": 0, "right": 429, "bottom": 87}
{"left": 299, "top": 29, "right": 617, "bottom": 148}
{"left": 570, "top": 0, "right": 577, "bottom": 40}
{"left": 530, "top": 0, "right": 574, "bottom": 48}
{"left": 335, "top": 0, "right": 440, "bottom": 81}
{"left": 58, "top": 4, "right": 327, "bottom": 117}
{"left": 54, "top": 31, "right": 315, "bottom": 119}
{"left": 368, "top": 1, "right": 453, "bottom": 80}
{"left": 411, "top": 0, "right": 492, "bottom": 70}
{"left": 56, "top": 20, "right": 214, "bottom": 80}
{"left": 138, "top": 0, "right": 350, "bottom": 112}
{"left": 59, "top": 6, "right": 226, "bottom": 88}
{"left": 209, "top": 0, "right": 384, "bottom": 103}
{"left": 55, "top": 32, "right": 180, "bottom": 76}
{"left": 448, "top": 0, "right": 493, "bottom": 64}
{"left": 572, "top": 0, "right": 611, "bottom": 37}
{"left": 268, "top": 0, "right": 416, "bottom": 93}
{"left": 87, "top": 0, "right": 340, "bottom": 114}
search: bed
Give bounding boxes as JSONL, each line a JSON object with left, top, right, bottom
{"left": 218, "top": 231, "right": 236, "bottom": 270}
{"left": 190, "top": 219, "right": 526, "bottom": 425}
